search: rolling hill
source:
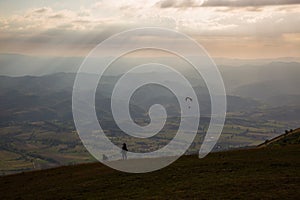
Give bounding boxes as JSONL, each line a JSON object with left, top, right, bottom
{"left": 0, "top": 142, "right": 299, "bottom": 199}
{"left": 258, "top": 128, "right": 300, "bottom": 148}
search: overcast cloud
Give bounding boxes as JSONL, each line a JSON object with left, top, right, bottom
{"left": 0, "top": 0, "right": 299, "bottom": 58}
{"left": 158, "top": 0, "right": 300, "bottom": 8}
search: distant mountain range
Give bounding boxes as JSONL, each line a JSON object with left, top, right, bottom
{"left": 0, "top": 64, "right": 299, "bottom": 123}
{"left": 0, "top": 72, "right": 263, "bottom": 123}
{"left": 1, "top": 53, "right": 300, "bottom": 76}
{"left": 1, "top": 53, "right": 299, "bottom": 108}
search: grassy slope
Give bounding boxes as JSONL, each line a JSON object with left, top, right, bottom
{"left": 0, "top": 145, "right": 300, "bottom": 199}
{"left": 268, "top": 128, "right": 300, "bottom": 146}
{"left": 258, "top": 128, "right": 300, "bottom": 148}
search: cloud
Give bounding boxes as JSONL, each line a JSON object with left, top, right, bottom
{"left": 33, "top": 7, "right": 51, "bottom": 13}
{"left": 157, "top": 0, "right": 204, "bottom": 8}
{"left": 48, "top": 14, "right": 65, "bottom": 19}
{"left": 0, "top": 2, "right": 300, "bottom": 58}
{"left": 203, "top": 0, "right": 300, "bottom": 7}
{"left": 157, "top": 0, "right": 300, "bottom": 8}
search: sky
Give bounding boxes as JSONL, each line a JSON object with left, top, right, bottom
{"left": 0, "top": 0, "right": 300, "bottom": 58}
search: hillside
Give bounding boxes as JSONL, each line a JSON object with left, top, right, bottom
{"left": 1, "top": 145, "right": 300, "bottom": 199}
{"left": 258, "top": 128, "right": 300, "bottom": 148}
{"left": 1, "top": 73, "right": 297, "bottom": 175}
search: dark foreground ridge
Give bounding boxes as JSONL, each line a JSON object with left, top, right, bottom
{"left": 1, "top": 143, "right": 300, "bottom": 199}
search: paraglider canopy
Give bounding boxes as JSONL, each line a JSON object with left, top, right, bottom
{"left": 185, "top": 97, "right": 192, "bottom": 102}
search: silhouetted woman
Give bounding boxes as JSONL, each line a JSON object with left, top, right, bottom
{"left": 121, "top": 143, "right": 128, "bottom": 160}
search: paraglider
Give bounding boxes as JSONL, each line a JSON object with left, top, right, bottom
{"left": 185, "top": 97, "right": 193, "bottom": 109}
{"left": 185, "top": 97, "right": 193, "bottom": 102}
